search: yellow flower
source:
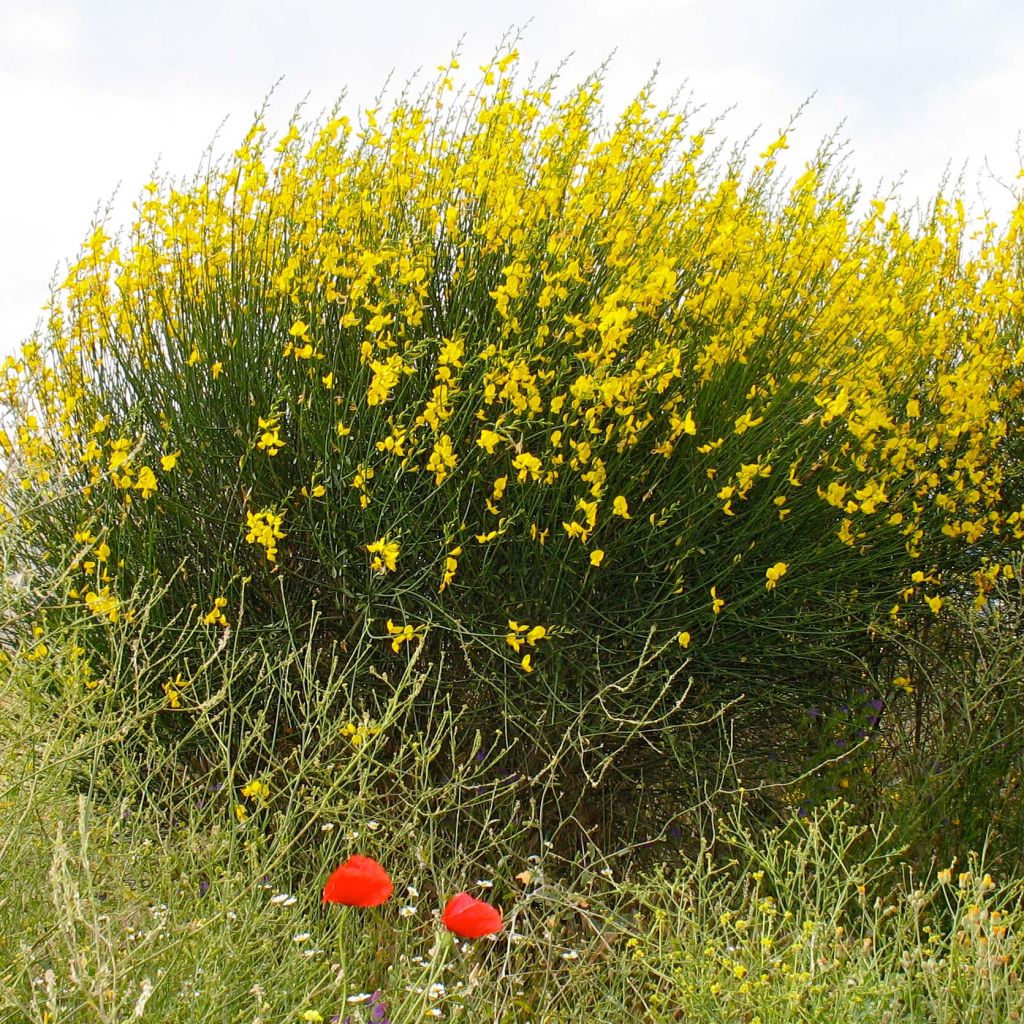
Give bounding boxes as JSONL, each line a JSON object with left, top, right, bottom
{"left": 576, "top": 498, "right": 598, "bottom": 528}
{"left": 677, "top": 631, "right": 691, "bottom": 649}
{"left": 512, "top": 452, "right": 542, "bottom": 482}
{"left": 925, "top": 594, "right": 943, "bottom": 614}
{"left": 84, "top": 587, "right": 120, "bottom": 622}
{"left": 765, "top": 561, "right": 788, "bottom": 590}
{"left": 163, "top": 672, "right": 189, "bottom": 708}
{"left": 563, "top": 520, "right": 588, "bottom": 542}
{"left": 526, "top": 625, "right": 548, "bottom": 645}
{"left": 241, "top": 779, "right": 270, "bottom": 803}
{"left": 711, "top": 586, "right": 725, "bottom": 615}
{"left": 589, "top": 549, "right": 605, "bottom": 567}
{"left": 376, "top": 429, "right": 407, "bottom": 457}
{"left": 612, "top": 495, "right": 631, "bottom": 518}
{"left": 822, "top": 481, "right": 848, "bottom": 508}
{"left": 134, "top": 465, "right": 158, "bottom": 498}
{"left": 439, "top": 546, "right": 462, "bottom": 593}
{"left": 341, "top": 720, "right": 381, "bottom": 748}
{"left": 284, "top": 342, "right": 311, "bottom": 362}
{"left": 893, "top": 675, "right": 914, "bottom": 695}
{"left": 160, "top": 450, "right": 180, "bottom": 471}
{"left": 520, "top": 654, "right": 533, "bottom": 673}
{"left": 203, "top": 596, "right": 229, "bottom": 626}
{"left": 246, "top": 509, "right": 286, "bottom": 563}
{"left": 426, "top": 434, "right": 457, "bottom": 485}
{"left": 505, "top": 620, "right": 530, "bottom": 652}
{"left": 366, "top": 537, "right": 400, "bottom": 573}
{"left": 733, "top": 410, "right": 764, "bottom": 435}
{"left": 257, "top": 415, "right": 285, "bottom": 456}
{"left": 477, "top": 428, "right": 503, "bottom": 454}
{"left": 386, "top": 618, "right": 418, "bottom": 652}
{"left": 366, "top": 354, "right": 408, "bottom": 405}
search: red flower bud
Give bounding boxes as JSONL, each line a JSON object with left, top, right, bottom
{"left": 322, "top": 855, "right": 393, "bottom": 907}
{"left": 441, "top": 891, "right": 503, "bottom": 938}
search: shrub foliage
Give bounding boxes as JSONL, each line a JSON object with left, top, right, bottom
{"left": 3, "top": 50, "right": 1024, "bottom": 737}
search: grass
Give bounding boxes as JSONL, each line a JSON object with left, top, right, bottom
{"left": 2, "top": 576, "right": 1023, "bottom": 1023}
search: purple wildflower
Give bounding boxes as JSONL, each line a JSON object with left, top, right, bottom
{"left": 369, "top": 991, "right": 390, "bottom": 1024}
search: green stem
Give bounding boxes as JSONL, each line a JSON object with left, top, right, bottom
{"left": 336, "top": 905, "right": 351, "bottom": 1001}
{"left": 394, "top": 927, "right": 456, "bottom": 1019}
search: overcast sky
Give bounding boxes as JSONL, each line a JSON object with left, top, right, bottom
{"left": 2, "top": 0, "right": 1022, "bottom": 356}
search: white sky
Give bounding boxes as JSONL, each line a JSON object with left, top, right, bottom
{"left": 2, "top": 0, "right": 1022, "bottom": 357}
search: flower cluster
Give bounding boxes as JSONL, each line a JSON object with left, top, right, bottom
{"left": 4, "top": 45, "right": 1023, "bottom": 724}
{"left": 245, "top": 509, "right": 286, "bottom": 563}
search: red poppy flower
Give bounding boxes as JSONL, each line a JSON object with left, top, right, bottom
{"left": 441, "top": 891, "right": 503, "bottom": 938}
{"left": 322, "top": 855, "right": 393, "bottom": 907}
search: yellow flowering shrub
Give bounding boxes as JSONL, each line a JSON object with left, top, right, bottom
{"left": 2, "top": 48, "right": 1023, "bottom": 729}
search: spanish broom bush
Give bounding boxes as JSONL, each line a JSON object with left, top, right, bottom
{"left": 2, "top": 49, "right": 1023, "bottom": 781}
